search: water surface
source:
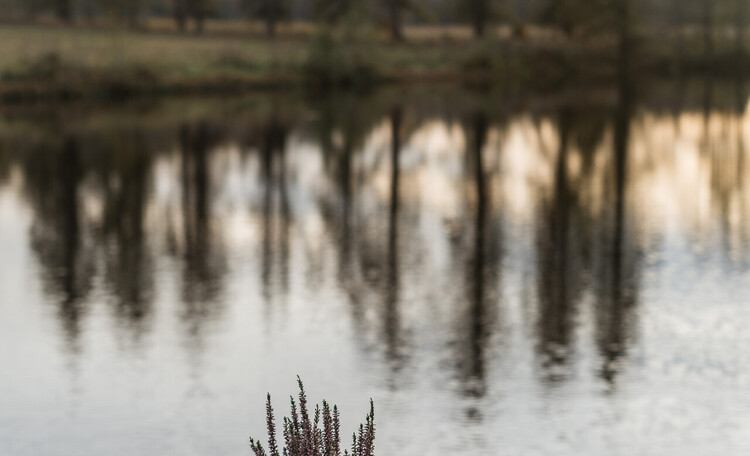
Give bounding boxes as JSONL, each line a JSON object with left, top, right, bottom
{"left": 1, "top": 82, "right": 749, "bottom": 455}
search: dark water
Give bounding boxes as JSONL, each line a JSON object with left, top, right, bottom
{"left": 1, "top": 82, "right": 749, "bottom": 456}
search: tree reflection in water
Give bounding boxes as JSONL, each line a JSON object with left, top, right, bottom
{"left": 3, "top": 82, "right": 749, "bottom": 423}
{"left": 178, "top": 122, "right": 226, "bottom": 344}
{"left": 26, "top": 136, "right": 94, "bottom": 354}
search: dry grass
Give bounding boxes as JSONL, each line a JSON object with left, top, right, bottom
{"left": 0, "top": 23, "right": 488, "bottom": 86}
{"left": 0, "top": 23, "right": 616, "bottom": 101}
{"left": 0, "top": 24, "right": 307, "bottom": 79}
{"left": 0, "top": 21, "right": 742, "bottom": 102}
{"left": 0, "top": 17, "right": 504, "bottom": 42}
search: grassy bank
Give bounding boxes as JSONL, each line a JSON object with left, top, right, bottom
{"left": 0, "top": 24, "right": 507, "bottom": 99}
{"left": 0, "top": 23, "right": 748, "bottom": 102}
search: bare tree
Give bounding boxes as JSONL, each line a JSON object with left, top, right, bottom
{"left": 381, "top": 0, "right": 433, "bottom": 42}
{"left": 386, "top": 0, "right": 403, "bottom": 41}
{"left": 470, "top": 0, "right": 490, "bottom": 38}
{"left": 735, "top": 0, "right": 746, "bottom": 59}
{"left": 312, "top": 0, "right": 356, "bottom": 25}
{"left": 702, "top": 0, "right": 713, "bottom": 58}
{"left": 56, "top": 0, "right": 72, "bottom": 22}
{"left": 188, "top": 0, "right": 212, "bottom": 34}
{"left": 244, "top": 0, "right": 289, "bottom": 38}
{"left": 173, "top": 0, "right": 188, "bottom": 31}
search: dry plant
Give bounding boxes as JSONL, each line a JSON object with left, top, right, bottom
{"left": 250, "top": 377, "right": 375, "bottom": 456}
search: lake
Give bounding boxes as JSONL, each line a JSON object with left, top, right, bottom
{"left": 1, "top": 81, "right": 749, "bottom": 455}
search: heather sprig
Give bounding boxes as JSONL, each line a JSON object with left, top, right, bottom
{"left": 250, "top": 377, "right": 375, "bottom": 456}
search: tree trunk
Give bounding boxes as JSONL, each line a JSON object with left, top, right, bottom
{"left": 703, "top": 0, "right": 713, "bottom": 58}
{"left": 174, "top": 0, "right": 187, "bottom": 31}
{"left": 265, "top": 0, "right": 277, "bottom": 38}
{"left": 616, "top": 0, "right": 630, "bottom": 62}
{"left": 266, "top": 18, "right": 277, "bottom": 38}
{"left": 126, "top": 1, "right": 140, "bottom": 29}
{"left": 736, "top": 0, "right": 746, "bottom": 61}
{"left": 671, "top": 0, "right": 683, "bottom": 74}
{"left": 472, "top": 0, "right": 487, "bottom": 38}
{"left": 388, "top": 0, "right": 403, "bottom": 42}
{"left": 56, "top": 0, "right": 72, "bottom": 23}
{"left": 192, "top": 0, "right": 205, "bottom": 35}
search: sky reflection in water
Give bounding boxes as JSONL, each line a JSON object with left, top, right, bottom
{"left": 0, "top": 83, "right": 749, "bottom": 456}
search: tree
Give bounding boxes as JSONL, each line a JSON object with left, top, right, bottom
{"left": 381, "top": 0, "right": 433, "bottom": 42}
{"left": 188, "top": 0, "right": 212, "bottom": 33}
{"left": 173, "top": 0, "right": 188, "bottom": 31}
{"left": 243, "top": 0, "right": 289, "bottom": 38}
{"left": 540, "top": 0, "right": 589, "bottom": 36}
{"left": 537, "top": 0, "right": 613, "bottom": 37}
{"left": 735, "top": 0, "right": 747, "bottom": 60}
{"left": 386, "top": 0, "right": 403, "bottom": 41}
{"left": 170, "top": 0, "right": 213, "bottom": 33}
{"left": 538, "top": 0, "right": 635, "bottom": 40}
{"left": 455, "top": 0, "right": 519, "bottom": 39}
{"left": 0, "top": 0, "right": 49, "bottom": 19}
{"left": 702, "top": 0, "right": 713, "bottom": 57}
{"left": 105, "top": 0, "right": 147, "bottom": 27}
{"left": 469, "top": 0, "right": 490, "bottom": 38}
{"left": 56, "top": 0, "right": 72, "bottom": 22}
{"left": 312, "top": 0, "right": 357, "bottom": 25}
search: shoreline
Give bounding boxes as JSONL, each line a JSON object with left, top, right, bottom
{"left": 1, "top": 23, "right": 749, "bottom": 104}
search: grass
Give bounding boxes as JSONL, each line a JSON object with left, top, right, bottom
{"left": 1, "top": 23, "right": 749, "bottom": 102}
{"left": 0, "top": 25, "right": 305, "bottom": 78}
{"left": 0, "top": 24, "right": 461, "bottom": 100}
{"left": 0, "top": 24, "right": 583, "bottom": 92}
{"left": 0, "top": 23, "right": 501, "bottom": 74}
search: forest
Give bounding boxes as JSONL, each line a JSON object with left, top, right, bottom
{"left": 0, "top": 0, "right": 745, "bottom": 41}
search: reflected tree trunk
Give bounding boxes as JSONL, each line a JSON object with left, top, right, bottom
{"left": 59, "top": 137, "right": 82, "bottom": 345}
{"left": 385, "top": 106, "right": 402, "bottom": 366}
{"left": 601, "top": 41, "right": 632, "bottom": 383}
{"left": 25, "top": 134, "right": 94, "bottom": 353}
{"left": 537, "top": 108, "right": 574, "bottom": 379}
{"left": 180, "top": 123, "right": 210, "bottom": 262}
{"left": 338, "top": 136, "right": 354, "bottom": 283}
{"left": 702, "top": 74, "right": 714, "bottom": 141}
{"left": 468, "top": 111, "right": 489, "bottom": 395}
{"left": 278, "top": 131, "right": 290, "bottom": 294}
{"left": 102, "top": 144, "right": 153, "bottom": 332}
{"left": 260, "top": 119, "right": 274, "bottom": 302}
{"left": 258, "top": 113, "right": 289, "bottom": 302}
{"left": 179, "top": 122, "right": 226, "bottom": 334}
{"left": 736, "top": 79, "right": 746, "bottom": 188}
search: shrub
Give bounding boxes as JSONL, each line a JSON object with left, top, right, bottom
{"left": 302, "top": 30, "right": 380, "bottom": 89}
{"left": 302, "top": 7, "right": 379, "bottom": 89}
{"left": 2, "top": 52, "right": 67, "bottom": 82}
{"left": 249, "top": 377, "right": 375, "bottom": 456}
